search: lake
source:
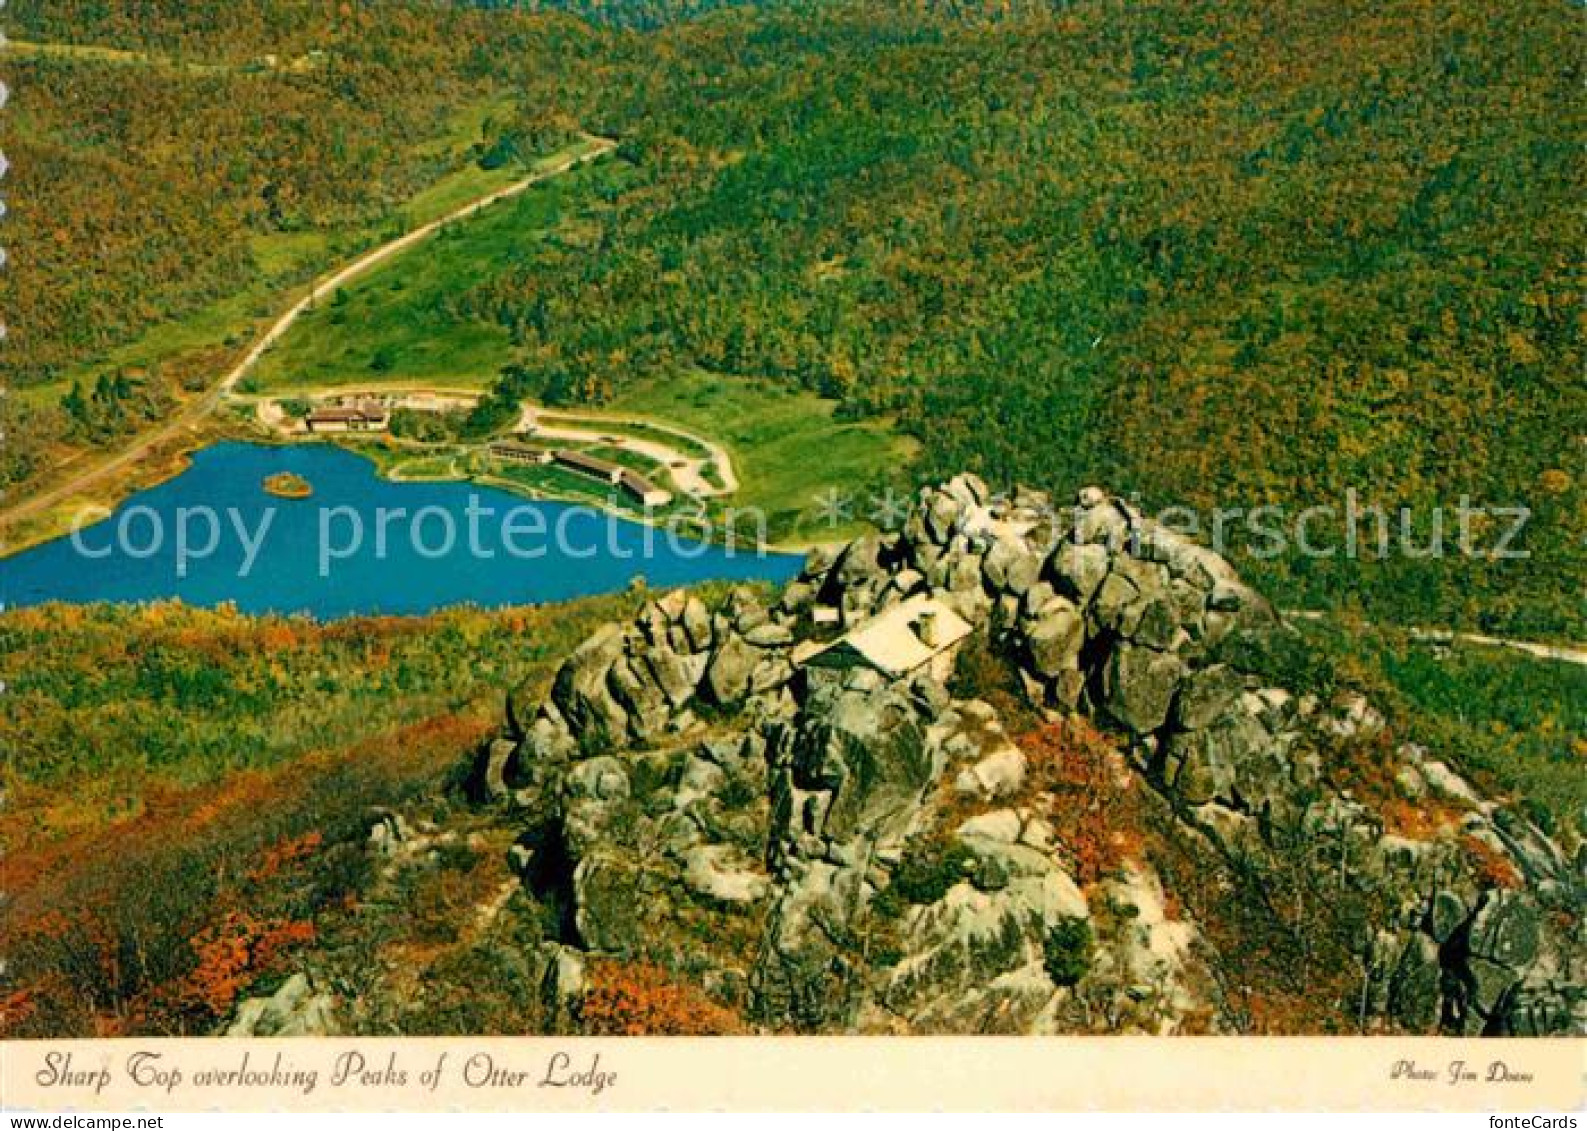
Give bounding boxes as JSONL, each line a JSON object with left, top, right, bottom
{"left": 0, "top": 442, "right": 803, "bottom": 617}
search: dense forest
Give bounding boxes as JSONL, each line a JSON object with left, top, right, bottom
{"left": 2, "top": 1, "right": 605, "bottom": 390}
{"left": 1, "top": 0, "right": 1582, "bottom": 1040}
{"left": 562, "top": 2, "right": 1584, "bottom": 636}
{"left": 4, "top": 0, "right": 1582, "bottom": 635}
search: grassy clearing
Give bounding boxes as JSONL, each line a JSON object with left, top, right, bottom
{"left": 579, "top": 443, "right": 670, "bottom": 478}
{"left": 33, "top": 128, "right": 593, "bottom": 412}
{"left": 240, "top": 149, "right": 908, "bottom": 543}
{"left": 252, "top": 159, "right": 617, "bottom": 392}
{"left": 483, "top": 463, "right": 646, "bottom": 514}
{"left": 6, "top": 39, "right": 235, "bottom": 75}
{"left": 610, "top": 370, "right": 917, "bottom": 544}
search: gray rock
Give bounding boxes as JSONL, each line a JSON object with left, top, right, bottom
{"left": 925, "top": 492, "right": 963, "bottom": 545}
{"left": 1464, "top": 892, "right": 1540, "bottom": 970}
{"left": 1024, "top": 598, "right": 1084, "bottom": 678}
{"left": 645, "top": 646, "right": 707, "bottom": 709}
{"left": 946, "top": 473, "right": 990, "bottom": 508}
{"left": 473, "top": 737, "right": 519, "bottom": 801}
{"left": 745, "top": 622, "right": 795, "bottom": 648}
{"left": 681, "top": 597, "right": 714, "bottom": 652}
{"left": 984, "top": 538, "right": 1040, "bottom": 596}
{"left": 1091, "top": 571, "right": 1141, "bottom": 634}
{"left": 953, "top": 747, "right": 1027, "bottom": 801}
{"left": 780, "top": 580, "right": 817, "bottom": 615}
{"left": 1103, "top": 644, "right": 1185, "bottom": 735}
{"left": 1131, "top": 596, "right": 1180, "bottom": 650}
{"left": 957, "top": 808, "right": 1023, "bottom": 843}
{"left": 1172, "top": 665, "right": 1245, "bottom": 731}
{"left": 550, "top": 623, "right": 631, "bottom": 744}
{"left": 1050, "top": 542, "right": 1111, "bottom": 603}
{"left": 1021, "top": 581, "right": 1058, "bottom": 618}
{"left": 1429, "top": 890, "right": 1467, "bottom": 944}
{"left": 704, "top": 634, "right": 763, "bottom": 706}
{"left": 683, "top": 844, "right": 770, "bottom": 903}
{"left": 728, "top": 587, "right": 771, "bottom": 634}
{"left": 1465, "top": 955, "right": 1520, "bottom": 1019}
{"left": 1388, "top": 934, "right": 1443, "bottom": 1032}
{"left": 226, "top": 973, "right": 337, "bottom": 1037}
{"left": 572, "top": 855, "right": 647, "bottom": 953}
{"left": 607, "top": 656, "right": 668, "bottom": 739}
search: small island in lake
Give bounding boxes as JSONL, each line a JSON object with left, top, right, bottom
{"left": 262, "top": 471, "right": 314, "bottom": 499}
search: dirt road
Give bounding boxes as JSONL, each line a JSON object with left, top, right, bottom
{"left": 0, "top": 137, "right": 617, "bottom": 536}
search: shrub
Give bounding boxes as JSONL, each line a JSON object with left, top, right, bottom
{"left": 1042, "top": 916, "right": 1093, "bottom": 987}
{"left": 1018, "top": 718, "right": 1141, "bottom": 886}
{"left": 171, "top": 912, "right": 316, "bottom": 1020}
{"left": 1461, "top": 835, "right": 1523, "bottom": 891}
{"left": 1319, "top": 725, "right": 1467, "bottom": 839}
{"left": 887, "top": 835, "right": 975, "bottom": 907}
{"left": 949, "top": 634, "right": 1042, "bottom": 731}
{"left": 1213, "top": 625, "right": 1338, "bottom": 698}
{"left": 578, "top": 960, "right": 743, "bottom": 1036}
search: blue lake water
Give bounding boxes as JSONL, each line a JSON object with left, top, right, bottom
{"left": 0, "top": 442, "right": 803, "bottom": 618}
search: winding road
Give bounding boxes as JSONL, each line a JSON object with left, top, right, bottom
{"left": 1281, "top": 609, "right": 1587, "bottom": 668}
{"left": 522, "top": 406, "right": 739, "bottom": 498}
{"left": 0, "top": 136, "right": 617, "bottom": 538}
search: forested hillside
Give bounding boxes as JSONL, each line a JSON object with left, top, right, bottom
{"left": 2, "top": 0, "right": 1581, "bottom": 1043}
{"left": 5, "top": 0, "right": 1581, "bottom": 634}
{"left": 466, "top": 0, "right": 765, "bottom": 29}
{"left": 596, "top": 1, "right": 1577, "bottom": 637}
{"left": 0, "top": 0, "right": 597, "bottom": 489}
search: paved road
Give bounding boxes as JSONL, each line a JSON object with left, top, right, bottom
{"left": 238, "top": 381, "right": 739, "bottom": 502}
{"left": 0, "top": 137, "right": 617, "bottom": 536}
{"left": 523, "top": 406, "right": 739, "bottom": 499}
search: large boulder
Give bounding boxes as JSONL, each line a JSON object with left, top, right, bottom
{"left": 550, "top": 623, "right": 631, "bottom": 745}
{"left": 1102, "top": 644, "right": 1185, "bottom": 735}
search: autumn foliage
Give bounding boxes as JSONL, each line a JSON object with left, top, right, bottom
{"left": 579, "top": 961, "right": 744, "bottom": 1036}
{"left": 173, "top": 913, "right": 317, "bottom": 1017}
{"left": 1017, "top": 717, "right": 1143, "bottom": 887}
{"left": 1461, "top": 835, "right": 1523, "bottom": 892}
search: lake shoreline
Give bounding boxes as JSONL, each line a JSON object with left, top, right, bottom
{"left": 0, "top": 441, "right": 803, "bottom": 618}
{"left": 0, "top": 422, "right": 823, "bottom": 563}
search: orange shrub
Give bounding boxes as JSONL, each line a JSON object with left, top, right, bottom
{"left": 249, "top": 832, "right": 325, "bottom": 885}
{"left": 1461, "top": 835, "right": 1522, "bottom": 891}
{"left": 579, "top": 961, "right": 743, "bottom": 1036}
{"left": 173, "top": 913, "right": 317, "bottom": 1018}
{"left": 1017, "top": 718, "right": 1142, "bottom": 887}
{"left": 1320, "top": 726, "right": 1468, "bottom": 839}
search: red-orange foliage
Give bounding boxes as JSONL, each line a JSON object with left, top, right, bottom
{"left": 579, "top": 961, "right": 744, "bottom": 1036}
{"left": 0, "top": 711, "right": 493, "bottom": 1036}
{"left": 1017, "top": 717, "right": 1142, "bottom": 887}
{"left": 249, "top": 832, "right": 325, "bottom": 885}
{"left": 1461, "top": 835, "right": 1523, "bottom": 891}
{"left": 1320, "top": 725, "right": 1468, "bottom": 839}
{"left": 0, "top": 989, "right": 41, "bottom": 1033}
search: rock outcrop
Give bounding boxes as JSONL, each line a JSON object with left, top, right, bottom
{"left": 471, "top": 476, "right": 1584, "bottom": 1036}
{"left": 226, "top": 973, "right": 338, "bottom": 1037}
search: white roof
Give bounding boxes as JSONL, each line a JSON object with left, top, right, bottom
{"left": 802, "top": 594, "right": 973, "bottom": 678}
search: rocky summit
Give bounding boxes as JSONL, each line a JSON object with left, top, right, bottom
{"left": 466, "top": 476, "right": 1584, "bottom": 1036}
